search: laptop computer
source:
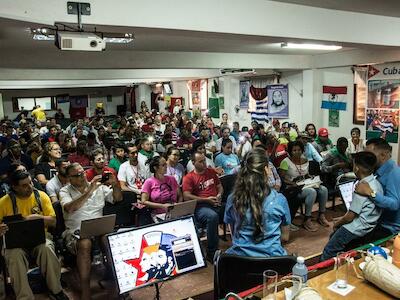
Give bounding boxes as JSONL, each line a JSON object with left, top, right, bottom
{"left": 155, "top": 200, "right": 197, "bottom": 222}
{"left": 79, "top": 214, "right": 116, "bottom": 239}
{"left": 4, "top": 218, "right": 45, "bottom": 249}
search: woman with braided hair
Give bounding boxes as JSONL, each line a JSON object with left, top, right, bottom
{"left": 224, "top": 148, "right": 291, "bottom": 257}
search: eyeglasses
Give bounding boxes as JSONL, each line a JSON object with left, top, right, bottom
{"left": 70, "top": 172, "right": 85, "bottom": 178}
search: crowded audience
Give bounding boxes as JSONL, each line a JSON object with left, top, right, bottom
{"left": 0, "top": 104, "right": 399, "bottom": 299}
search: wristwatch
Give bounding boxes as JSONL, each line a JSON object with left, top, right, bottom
{"left": 370, "top": 189, "right": 377, "bottom": 198}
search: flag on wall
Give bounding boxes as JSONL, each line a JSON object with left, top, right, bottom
{"left": 321, "top": 86, "right": 347, "bottom": 111}
{"left": 69, "top": 95, "right": 88, "bottom": 108}
{"left": 249, "top": 85, "right": 269, "bottom": 122}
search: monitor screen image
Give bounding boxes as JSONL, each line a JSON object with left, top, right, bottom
{"left": 106, "top": 216, "right": 206, "bottom": 294}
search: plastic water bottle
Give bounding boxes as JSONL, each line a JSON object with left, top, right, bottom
{"left": 393, "top": 234, "right": 400, "bottom": 268}
{"left": 292, "top": 256, "right": 308, "bottom": 287}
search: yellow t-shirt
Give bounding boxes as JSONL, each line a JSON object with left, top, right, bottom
{"left": 32, "top": 107, "right": 46, "bottom": 122}
{"left": 0, "top": 190, "right": 55, "bottom": 222}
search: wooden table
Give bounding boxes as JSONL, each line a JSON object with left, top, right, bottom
{"left": 274, "top": 259, "right": 393, "bottom": 300}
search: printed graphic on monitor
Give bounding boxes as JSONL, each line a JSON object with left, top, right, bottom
{"left": 107, "top": 216, "right": 206, "bottom": 294}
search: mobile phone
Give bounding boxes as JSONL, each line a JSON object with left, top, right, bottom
{"left": 101, "top": 172, "right": 111, "bottom": 183}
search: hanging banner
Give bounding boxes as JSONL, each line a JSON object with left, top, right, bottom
{"left": 267, "top": 84, "right": 289, "bottom": 118}
{"left": 239, "top": 81, "right": 250, "bottom": 109}
{"left": 208, "top": 97, "right": 220, "bottom": 118}
{"left": 321, "top": 86, "right": 347, "bottom": 111}
{"left": 366, "top": 63, "right": 400, "bottom": 145}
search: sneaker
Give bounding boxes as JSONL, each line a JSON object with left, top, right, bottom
{"left": 303, "top": 219, "right": 318, "bottom": 232}
{"left": 49, "top": 291, "right": 69, "bottom": 300}
{"left": 289, "top": 223, "right": 300, "bottom": 232}
{"left": 318, "top": 214, "right": 330, "bottom": 227}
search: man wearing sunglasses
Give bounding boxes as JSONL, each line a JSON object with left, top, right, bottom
{"left": 59, "top": 163, "right": 122, "bottom": 300}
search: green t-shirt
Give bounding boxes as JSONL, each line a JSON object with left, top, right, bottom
{"left": 108, "top": 157, "right": 126, "bottom": 172}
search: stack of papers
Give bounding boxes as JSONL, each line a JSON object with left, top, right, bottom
{"left": 296, "top": 176, "right": 322, "bottom": 190}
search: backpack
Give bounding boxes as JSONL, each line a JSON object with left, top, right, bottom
{"left": 9, "top": 189, "right": 42, "bottom": 215}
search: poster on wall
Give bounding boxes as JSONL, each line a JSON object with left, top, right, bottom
{"left": 239, "top": 81, "right": 250, "bottom": 109}
{"left": 329, "top": 110, "right": 340, "bottom": 127}
{"left": 366, "top": 109, "right": 399, "bottom": 143}
{"left": 367, "top": 64, "right": 400, "bottom": 145}
{"left": 267, "top": 84, "right": 289, "bottom": 118}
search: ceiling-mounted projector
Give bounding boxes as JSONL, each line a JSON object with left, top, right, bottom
{"left": 220, "top": 69, "right": 256, "bottom": 76}
{"left": 56, "top": 31, "right": 105, "bottom": 51}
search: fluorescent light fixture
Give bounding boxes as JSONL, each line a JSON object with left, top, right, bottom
{"left": 281, "top": 42, "right": 342, "bottom": 51}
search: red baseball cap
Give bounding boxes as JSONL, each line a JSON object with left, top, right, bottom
{"left": 318, "top": 127, "right": 329, "bottom": 137}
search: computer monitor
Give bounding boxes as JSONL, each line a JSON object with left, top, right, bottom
{"left": 106, "top": 215, "right": 206, "bottom": 294}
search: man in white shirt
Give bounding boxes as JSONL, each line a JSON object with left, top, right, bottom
{"left": 216, "top": 127, "right": 237, "bottom": 153}
{"left": 118, "top": 143, "right": 148, "bottom": 194}
{"left": 46, "top": 158, "right": 70, "bottom": 203}
{"left": 59, "top": 163, "right": 122, "bottom": 300}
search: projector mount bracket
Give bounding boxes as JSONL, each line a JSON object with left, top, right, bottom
{"left": 67, "top": 2, "right": 91, "bottom": 31}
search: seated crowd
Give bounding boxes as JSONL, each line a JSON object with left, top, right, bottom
{"left": 0, "top": 105, "right": 399, "bottom": 299}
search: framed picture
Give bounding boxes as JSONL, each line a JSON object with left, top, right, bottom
{"left": 353, "top": 83, "right": 366, "bottom": 125}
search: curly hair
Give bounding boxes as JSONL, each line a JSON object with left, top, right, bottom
{"left": 232, "top": 147, "right": 270, "bottom": 243}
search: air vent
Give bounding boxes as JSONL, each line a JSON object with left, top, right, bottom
{"left": 62, "top": 38, "right": 73, "bottom": 49}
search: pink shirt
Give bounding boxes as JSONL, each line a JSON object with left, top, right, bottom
{"left": 142, "top": 175, "right": 178, "bottom": 214}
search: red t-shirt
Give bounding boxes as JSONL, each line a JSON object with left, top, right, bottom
{"left": 85, "top": 166, "right": 117, "bottom": 182}
{"left": 182, "top": 168, "right": 220, "bottom": 199}
{"left": 68, "top": 153, "right": 90, "bottom": 167}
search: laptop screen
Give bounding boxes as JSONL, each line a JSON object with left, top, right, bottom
{"left": 106, "top": 216, "right": 206, "bottom": 294}
{"left": 338, "top": 181, "right": 356, "bottom": 210}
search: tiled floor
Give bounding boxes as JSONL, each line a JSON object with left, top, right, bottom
{"left": 6, "top": 205, "right": 346, "bottom": 300}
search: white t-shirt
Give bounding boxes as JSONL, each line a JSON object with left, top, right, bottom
{"left": 46, "top": 176, "right": 66, "bottom": 199}
{"left": 118, "top": 161, "right": 148, "bottom": 193}
{"left": 238, "top": 141, "right": 252, "bottom": 158}
{"left": 59, "top": 184, "right": 113, "bottom": 232}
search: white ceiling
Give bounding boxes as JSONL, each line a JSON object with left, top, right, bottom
{"left": 1, "top": 0, "right": 400, "bottom": 87}
{"left": 272, "top": 0, "right": 400, "bottom": 18}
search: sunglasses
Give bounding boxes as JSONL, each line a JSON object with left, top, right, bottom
{"left": 70, "top": 172, "right": 85, "bottom": 178}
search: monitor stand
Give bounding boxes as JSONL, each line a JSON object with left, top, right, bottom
{"left": 154, "top": 283, "right": 160, "bottom": 300}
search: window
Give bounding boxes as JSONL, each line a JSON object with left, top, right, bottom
{"left": 12, "top": 96, "right": 56, "bottom": 112}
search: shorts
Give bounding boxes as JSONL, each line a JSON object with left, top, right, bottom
{"left": 63, "top": 230, "right": 95, "bottom": 255}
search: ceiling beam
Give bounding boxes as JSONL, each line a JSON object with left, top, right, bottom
{"left": 1, "top": 0, "right": 400, "bottom": 47}
{"left": 0, "top": 49, "right": 312, "bottom": 69}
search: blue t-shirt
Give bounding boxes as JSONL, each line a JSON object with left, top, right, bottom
{"left": 215, "top": 153, "right": 240, "bottom": 175}
{"left": 374, "top": 160, "right": 400, "bottom": 234}
{"left": 224, "top": 190, "right": 290, "bottom": 257}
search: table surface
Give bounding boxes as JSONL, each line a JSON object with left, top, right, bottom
{"left": 274, "top": 258, "right": 393, "bottom": 300}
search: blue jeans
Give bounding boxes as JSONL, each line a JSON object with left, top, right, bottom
{"left": 194, "top": 205, "right": 220, "bottom": 256}
{"left": 299, "top": 185, "right": 328, "bottom": 217}
{"left": 320, "top": 226, "right": 358, "bottom": 261}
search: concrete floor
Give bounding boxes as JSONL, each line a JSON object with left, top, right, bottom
{"left": 7, "top": 204, "right": 346, "bottom": 300}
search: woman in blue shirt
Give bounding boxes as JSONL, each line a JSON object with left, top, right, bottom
{"left": 224, "top": 148, "right": 291, "bottom": 257}
{"left": 215, "top": 138, "right": 240, "bottom": 175}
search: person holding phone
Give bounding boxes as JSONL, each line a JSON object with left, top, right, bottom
{"left": 85, "top": 148, "right": 116, "bottom": 182}
{"left": 60, "top": 162, "right": 122, "bottom": 300}
{"left": 140, "top": 156, "right": 182, "bottom": 216}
